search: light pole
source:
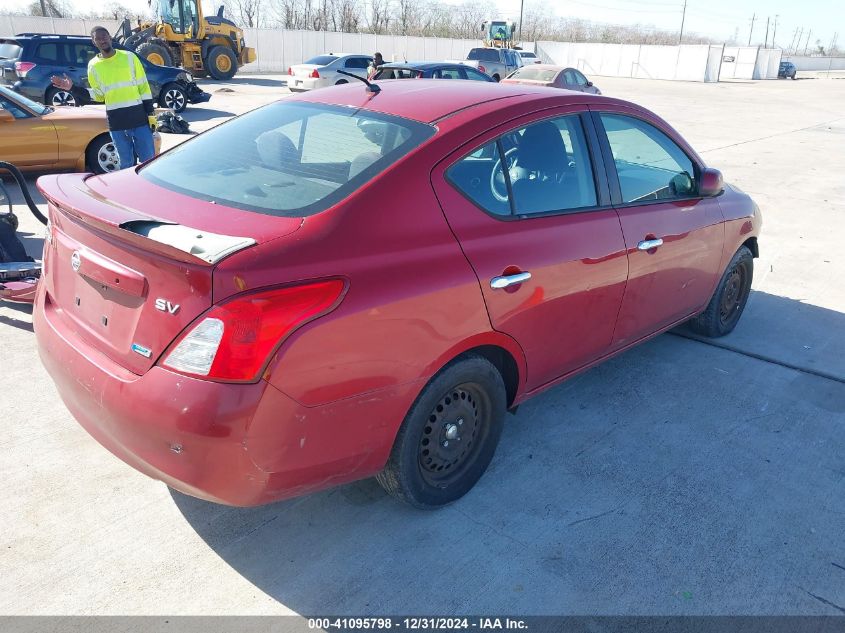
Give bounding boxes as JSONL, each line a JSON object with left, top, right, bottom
{"left": 518, "top": 0, "right": 525, "bottom": 44}
{"left": 679, "top": 0, "right": 687, "bottom": 44}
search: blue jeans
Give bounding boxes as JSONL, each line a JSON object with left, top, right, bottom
{"left": 110, "top": 124, "right": 155, "bottom": 170}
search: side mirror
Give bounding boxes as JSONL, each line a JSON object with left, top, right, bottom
{"left": 0, "top": 109, "right": 14, "bottom": 122}
{"left": 699, "top": 167, "right": 724, "bottom": 197}
{"left": 586, "top": 81, "right": 593, "bottom": 87}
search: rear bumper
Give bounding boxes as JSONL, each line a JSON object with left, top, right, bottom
{"left": 287, "top": 77, "right": 331, "bottom": 92}
{"left": 34, "top": 288, "right": 408, "bottom": 506}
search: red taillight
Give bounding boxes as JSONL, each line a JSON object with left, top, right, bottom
{"left": 162, "top": 280, "right": 345, "bottom": 382}
{"left": 288, "top": 66, "right": 293, "bottom": 75}
{"left": 310, "top": 69, "right": 320, "bottom": 78}
{"left": 477, "top": 64, "right": 486, "bottom": 74}
{"left": 14, "top": 61, "right": 36, "bottom": 78}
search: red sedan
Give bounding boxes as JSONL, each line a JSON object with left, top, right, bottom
{"left": 34, "top": 81, "right": 761, "bottom": 509}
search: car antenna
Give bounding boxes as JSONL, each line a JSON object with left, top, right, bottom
{"left": 336, "top": 69, "right": 380, "bottom": 93}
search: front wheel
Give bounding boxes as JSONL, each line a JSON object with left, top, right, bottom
{"left": 160, "top": 82, "right": 188, "bottom": 112}
{"left": 206, "top": 46, "right": 238, "bottom": 80}
{"left": 376, "top": 355, "right": 506, "bottom": 509}
{"left": 689, "top": 245, "right": 753, "bottom": 337}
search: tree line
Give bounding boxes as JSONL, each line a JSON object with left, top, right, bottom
{"left": 3, "top": 0, "right": 724, "bottom": 46}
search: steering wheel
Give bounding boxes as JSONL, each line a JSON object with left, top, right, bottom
{"left": 490, "top": 147, "right": 520, "bottom": 203}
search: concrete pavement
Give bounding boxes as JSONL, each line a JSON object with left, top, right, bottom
{"left": 1, "top": 74, "right": 844, "bottom": 615}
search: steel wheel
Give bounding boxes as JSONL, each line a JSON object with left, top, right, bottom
{"left": 418, "top": 383, "right": 490, "bottom": 488}
{"left": 718, "top": 261, "right": 750, "bottom": 330}
{"left": 377, "top": 355, "right": 507, "bottom": 508}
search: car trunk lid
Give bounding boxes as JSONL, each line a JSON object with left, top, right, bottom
{"left": 37, "top": 172, "right": 302, "bottom": 375}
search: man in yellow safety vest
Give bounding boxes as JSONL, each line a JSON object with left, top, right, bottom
{"left": 51, "top": 26, "right": 156, "bottom": 170}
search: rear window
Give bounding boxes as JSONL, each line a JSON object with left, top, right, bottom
{"left": 467, "top": 48, "right": 500, "bottom": 62}
{"left": 376, "top": 68, "right": 420, "bottom": 79}
{"left": 141, "top": 102, "right": 435, "bottom": 218}
{"left": 512, "top": 67, "right": 558, "bottom": 81}
{"left": 0, "top": 42, "right": 22, "bottom": 60}
{"left": 305, "top": 55, "right": 338, "bottom": 66}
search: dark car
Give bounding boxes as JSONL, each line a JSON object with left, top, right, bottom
{"left": 0, "top": 33, "right": 210, "bottom": 111}
{"left": 373, "top": 62, "right": 494, "bottom": 82}
{"left": 778, "top": 61, "right": 797, "bottom": 79}
{"left": 502, "top": 64, "right": 602, "bottom": 94}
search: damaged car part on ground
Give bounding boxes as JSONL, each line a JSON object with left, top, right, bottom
{"left": 33, "top": 81, "right": 761, "bottom": 509}
{"left": 0, "top": 162, "right": 46, "bottom": 303}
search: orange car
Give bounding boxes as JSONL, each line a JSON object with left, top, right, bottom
{"left": 0, "top": 85, "right": 160, "bottom": 174}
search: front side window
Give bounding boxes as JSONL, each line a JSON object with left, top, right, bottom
{"left": 600, "top": 114, "right": 697, "bottom": 203}
{"left": 434, "top": 67, "right": 464, "bottom": 79}
{"left": 572, "top": 71, "right": 588, "bottom": 86}
{"left": 447, "top": 115, "right": 598, "bottom": 217}
{"left": 141, "top": 102, "right": 435, "bottom": 217}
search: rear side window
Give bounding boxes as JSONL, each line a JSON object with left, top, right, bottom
{"left": 448, "top": 115, "right": 598, "bottom": 217}
{"left": 467, "top": 48, "right": 499, "bottom": 62}
{"left": 513, "top": 67, "right": 557, "bottom": 81}
{"left": 0, "top": 42, "right": 22, "bottom": 59}
{"left": 600, "top": 114, "right": 697, "bottom": 203}
{"left": 305, "top": 55, "right": 338, "bottom": 65}
{"left": 375, "top": 68, "right": 418, "bottom": 79}
{"left": 433, "top": 67, "right": 465, "bottom": 79}
{"left": 141, "top": 102, "right": 435, "bottom": 217}
{"left": 464, "top": 67, "right": 492, "bottom": 81}
{"left": 68, "top": 43, "right": 97, "bottom": 65}
{"left": 34, "top": 43, "right": 62, "bottom": 63}
{"left": 344, "top": 57, "right": 371, "bottom": 69}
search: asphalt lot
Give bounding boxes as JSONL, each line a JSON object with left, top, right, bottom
{"left": 2, "top": 73, "right": 844, "bottom": 615}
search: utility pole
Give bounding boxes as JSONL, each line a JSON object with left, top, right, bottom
{"left": 518, "top": 0, "right": 525, "bottom": 45}
{"left": 772, "top": 15, "right": 779, "bottom": 48}
{"left": 829, "top": 32, "right": 838, "bottom": 55}
{"left": 803, "top": 29, "right": 812, "bottom": 55}
{"left": 764, "top": 16, "right": 770, "bottom": 48}
{"left": 748, "top": 13, "right": 756, "bottom": 46}
{"left": 794, "top": 27, "right": 803, "bottom": 54}
{"left": 678, "top": 0, "right": 688, "bottom": 45}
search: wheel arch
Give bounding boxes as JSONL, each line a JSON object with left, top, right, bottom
{"left": 742, "top": 236, "right": 759, "bottom": 258}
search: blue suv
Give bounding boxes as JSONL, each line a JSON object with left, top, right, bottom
{"left": 778, "top": 61, "right": 797, "bottom": 79}
{"left": 0, "top": 33, "right": 210, "bottom": 111}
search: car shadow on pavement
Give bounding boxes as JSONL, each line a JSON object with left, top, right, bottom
{"left": 168, "top": 289, "right": 845, "bottom": 615}
{"left": 209, "top": 77, "right": 285, "bottom": 88}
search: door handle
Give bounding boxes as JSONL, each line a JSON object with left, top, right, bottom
{"left": 637, "top": 238, "right": 664, "bottom": 251}
{"left": 490, "top": 272, "right": 532, "bottom": 289}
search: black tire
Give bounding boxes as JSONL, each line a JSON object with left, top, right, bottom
{"left": 159, "top": 82, "right": 188, "bottom": 112}
{"left": 492, "top": 74, "right": 501, "bottom": 82}
{"left": 0, "top": 219, "right": 30, "bottom": 263}
{"left": 376, "top": 355, "right": 507, "bottom": 509}
{"left": 46, "top": 86, "right": 77, "bottom": 107}
{"left": 689, "top": 246, "right": 753, "bottom": 337}
{"left": 335, "top": 79, "right": 348, "bottom": 85}
{"left": 85, "top": 133, "right": 121, "bottom": 175}
{"left": 791, "top": 73, "right": 797, "bottom": 80}
{"left": 135, "top": 41, "right": 173, "bottom": 67}
{"left": 206, "top": 46, "right": 238, "bottom": 80}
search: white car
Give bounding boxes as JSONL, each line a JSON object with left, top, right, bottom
{"left": 287, "top": 53, "right": 374, "bottom": 91}
{"left": 517, "top": 51, "right": 542, "bottom": 64}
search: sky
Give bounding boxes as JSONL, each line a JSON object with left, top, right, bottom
{"left": 4, "top": 0, "right": 841, "bottom": 50}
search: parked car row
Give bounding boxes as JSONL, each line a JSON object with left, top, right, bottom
{"left": 286, "top": 49, "right": 603, "bottom": 95}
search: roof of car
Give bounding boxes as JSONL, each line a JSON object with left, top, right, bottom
{"left": 380, "top": 62, "right": 471, "bottom": 70}
{"left": 290, "top": 79, "right": 610, "bottom": 124}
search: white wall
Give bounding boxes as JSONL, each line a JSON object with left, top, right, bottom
{"left": 0, "top": 15, "right": 121, "bottom": 37}
{"left": 785, "top": 55, "right": 845, "bottom": 71}
{"left": 705, "top": 44, "right": 724, "bottom": 82}
{"left": 719, "top": 46, "right": 759, "bottom": 79}
{"left": 536, "top": 41, "right": 713, "bottom": 82}
{"left": 754, "top": 48, "right": 782, "bottom": 79}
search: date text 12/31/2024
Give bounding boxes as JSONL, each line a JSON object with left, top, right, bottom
{"left": 308, "top": 619, "right": 529, "bottom": 630}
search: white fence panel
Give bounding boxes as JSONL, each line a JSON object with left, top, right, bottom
{"left": 787, "top": 55, "right": 845, "bottom": 70}
{"left": 705, "top": 44, "right": 723, "bottom": 82}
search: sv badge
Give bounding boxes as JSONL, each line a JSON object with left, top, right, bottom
{"left": 155, "top": 298, "right": 180, "bottom": 314}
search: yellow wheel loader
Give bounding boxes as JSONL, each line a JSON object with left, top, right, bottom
{"left": 115, "top": 0, "right": 257, "bottom": 80}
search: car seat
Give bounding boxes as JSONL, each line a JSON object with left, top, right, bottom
{"left": 510, "top": 121, "right": 571, "bottom": 213}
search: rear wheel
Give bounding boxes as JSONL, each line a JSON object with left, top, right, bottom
{"left": 689, "top": 246, "right": 753, "bottom": 337}
{"left": 335, "top": 79, "right": 348, "bottom": 85}
{"left": 206, "top": 46, "right": 237, "bottom": 80}
{"left": 160, "top": 82, "right": 188, "bottom": 112}
{"left": 46, "top": 86, "right": 77, "bottom": 107}
{"left": 85, "top": 134, "right": 121, "bottom": 175}
{"left": 136, "top": 41, "right": 173, "bottom": 67}
{"left": 376, "top": 355, "right": 506, "bottom": 509}
{"left": 492, "top": 74, "right": 501, "bottom": 82}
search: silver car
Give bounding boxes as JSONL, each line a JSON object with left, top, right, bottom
{"left": 287, "top": 53, "right": 373, "bottom": 91}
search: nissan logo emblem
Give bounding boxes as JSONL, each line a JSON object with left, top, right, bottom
{"left": 71, "top": 251, "right": 81, "bottom": 272}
